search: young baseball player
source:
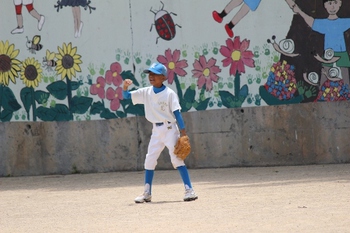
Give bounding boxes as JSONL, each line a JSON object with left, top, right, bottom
{"left": 122, "top": 62, "right": 198, "bottom": 203}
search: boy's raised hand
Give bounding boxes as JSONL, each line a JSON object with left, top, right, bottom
{"left": 123, "top": 79, "right": 133, "bottom": 90}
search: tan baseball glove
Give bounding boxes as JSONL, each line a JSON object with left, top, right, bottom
{"left": 174, "top": 135, "right": 191, "bottom": 160}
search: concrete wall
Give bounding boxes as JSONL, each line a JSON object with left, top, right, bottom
{"left": 1, "top": 101, "right": 349, "bottom": 177}
{"left": 1, "top": 1, "right": 350, "bottom": 177}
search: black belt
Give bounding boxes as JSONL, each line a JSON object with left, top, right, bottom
{"left": 155, "top": 121, "right": 171, "bottom": 126}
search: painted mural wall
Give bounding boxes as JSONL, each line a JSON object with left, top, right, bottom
{"left": 1, "top": 0, "right": 349, "bottom": 122}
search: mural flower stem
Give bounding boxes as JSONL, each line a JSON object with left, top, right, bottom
{"left": 0, "top": 84, "right": 3, "bottom": 111}
{"left": 30, "top": 87, "right": 36, "bottom": 121}
{"left": 234, "top": 71, "right": 241, "bottom": 100}
{"left": 19, "top": 57, "right": 44, "bottom": 121}
{"left": 66, "top": 76, "right": 73, "bottom": 109}
{"left": 174, "top": 73, "right": 183, "bottom": 101}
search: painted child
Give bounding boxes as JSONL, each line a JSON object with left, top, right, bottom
{"left": 11, "top": 0, "right": 45, "bottom": 34}
{"left": 212, "top": 0, "right": 262, "bottom": 38}
{"left": 55, "top": 0, "right": 95, "bottom": 38}
{"left": 212, "top": 0, "right": 296, "bottom": 38}
{"left": 292, "top": 0, "right": 350, "bottom": 87}
{"left": 122, "top": 62, "right": 198, "bottom": 203}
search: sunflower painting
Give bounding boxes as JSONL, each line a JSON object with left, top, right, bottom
{"left": 0, "top": 40, "right": 21, "bottom": 86}
{"left": 0, "top": 40, "right": 21, "bottom": 122}
{"left": 56, "top": 42, "right": 82, "bottom": 80}
{"left": 35, "top": 42, "right": 92, "bottom": 121}
{"left": 19, "top": 58, "right": 47, "bottom": 121}
{"left": 20, "top": 58, "right": 43, "bottom": 88}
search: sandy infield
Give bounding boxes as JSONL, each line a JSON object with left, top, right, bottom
{"left": 0, "top": 164, "right": 349, "bottom": 233}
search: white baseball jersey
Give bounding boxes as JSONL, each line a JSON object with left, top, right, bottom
{"left": 131, "top": 86, "right": 181, "bottom": 123}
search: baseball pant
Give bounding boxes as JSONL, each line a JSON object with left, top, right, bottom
{"left": 144, "top": 122, "right": 185, "bottom": 170}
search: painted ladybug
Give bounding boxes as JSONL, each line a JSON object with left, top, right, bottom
{"left": 150, "top": 1, "right": 181, "bottom": 44}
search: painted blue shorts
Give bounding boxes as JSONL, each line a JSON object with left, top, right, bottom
{"left": 244, "top": 0, "right": 262, "bottom": 11}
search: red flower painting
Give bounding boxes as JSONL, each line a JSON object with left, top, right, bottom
{"left": 157, "top": 49, "right": 188, "bottom": 84}
{"left": 192, "top": 56, "right": 221, "bottom": 92}
{"left": 220, "top": 36, "right": 255, "bottom": 76}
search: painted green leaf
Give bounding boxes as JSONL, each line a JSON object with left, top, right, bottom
{"left": 183, "top": 87, "right": 195, "bottom": 102}
{"left": 36, "top": 106, "right": 56, "bottom": 121}
{"left": 239, "top": 84, "right": 249, "bottom": 99}
{"left": 116, "top": 111, "right": 126, "bottom": 118}
{"left": 2, "top": 86, "right": 21, "bottom": 112}
{"left": 20, "top": 87, "right": 32, "bottom": 113}
{"left": 180, "top": 99, "right": 192, "bottom": 112}
{"left": 47, "top": 80, "right": 67, "bottom": 100}
{"left": 219, "top": 90, "right": 235, "bottom": 108}
{"left": 125, "top": 104, "right": 145, "bottom": 116}
{"left": 37, "top": 104, "right": 73, "bottom": 121}
{"left": 120, "top": 98, "right": 132, "bottom": 107}
{"left": 70, "top": 96, "right": 93, "bottom": 114}
{"left": 100, "top": 109, "right": 117, "bottom": 119}
{"left": 0, "top": 109, "right": 13, "bottom": 122}
{"left": 194, "top": 98, "right": 210, "bottom": 111}
{"left": 70, "top": 81, "right": 81, "bottom": 91}
{"left": 90, "top": 101, "right": 105, "bottom": 115}
{"left": 52, "top": 104, "right": 73, "bottom": 121}
{"left": 34, "top": 90, "right": 50, "bottom": 105}
{"left": 121, "top": 70, "right": 139, "bottom": 86}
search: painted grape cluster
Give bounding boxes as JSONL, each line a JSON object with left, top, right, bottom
{"left": 264, "top": 60, "right": 297, "bottom": 100}
{"left": 316, "top": 80, "right": 350, "bottom": 101}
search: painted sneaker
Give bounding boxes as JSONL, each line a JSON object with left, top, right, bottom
{"left": 38, "top": 15, "right": 45, "bottom": 31}
{"left": 134, "top": 192, "right": 152, "bottom": 203}
{"left": 225, "top": 24, "right": 234, "bottom": 38}
{"left": 183, "top": 189, "right": 198, "bottom": 202}
{"left": 11, "top": 26, "right": 24, "bottom": 34}
{"left": 212, "top": 11, "right": 223, "bottom": 23}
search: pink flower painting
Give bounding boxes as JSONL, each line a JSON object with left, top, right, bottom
{"left": 106, "top": 87, "right": 123, "bottom": 111}
{"left": 105, "top": 62, "right": 123, "bottom": 87}
{"left": 157, "top": 49, "right": 188, "bottom": 84}
{"left": 192, "top": 56, "right": 221, "bottom": 92}
{"left": 90, "top": 76, "right": 106, "bottom": 99}
{"left": 220, "top": 36, "right": 255, "bottom": 76}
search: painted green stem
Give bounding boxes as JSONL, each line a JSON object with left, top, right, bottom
{"left": 234, "top": 71, "right": 241, "bottom": 97}
{"left": 66, "top": 76, "right": 72, "bottom": 110}
{"left": 31, "top": 88, "right": 36, "bottom": 121}
{"left": 0, "top": 84, "right": 3, "bottom": 112}
{"left": 174, "top": 74, "right": 183, "bottom": 100}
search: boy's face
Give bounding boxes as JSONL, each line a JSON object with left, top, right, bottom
{"left": 324, "top": 0, "right": 342, "bottom": 15}
{"left": 148, "top": 72, "right": 166, "bottom": 88}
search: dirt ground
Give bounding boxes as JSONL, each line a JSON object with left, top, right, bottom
{"left": 0, "top": 164, "right": 350, "bottom": 233}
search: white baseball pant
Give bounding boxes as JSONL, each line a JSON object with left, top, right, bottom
{"left": 144, "top": 122, "right": 185, "bottom": 170}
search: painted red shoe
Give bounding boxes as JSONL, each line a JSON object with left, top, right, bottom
{"left": 212, "top": 11, "right": 223, "bottom": 23}
{"left": 225, "top": 24, "right": 234, "bottom": 38}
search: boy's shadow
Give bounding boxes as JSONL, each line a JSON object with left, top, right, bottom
{"left": 129, "top": 200, "right": 184, "bottom": 205}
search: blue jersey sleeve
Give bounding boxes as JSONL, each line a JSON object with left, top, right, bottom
{"left": 174, "top": 109, "right": 185, "bottom": 130}
{"left": 123, "top": 90, "right": 131, "bottom": 99}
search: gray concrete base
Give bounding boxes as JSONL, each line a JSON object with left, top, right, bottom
{"left": 1, "top": 101, "right": 350, "bottom": 177}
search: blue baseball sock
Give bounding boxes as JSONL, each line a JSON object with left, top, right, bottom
{"left": 145, "top": 169, "right": 154, "bottom": 194}
{"left": 177, "top": 165, "right": 192, "bottom": 189}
